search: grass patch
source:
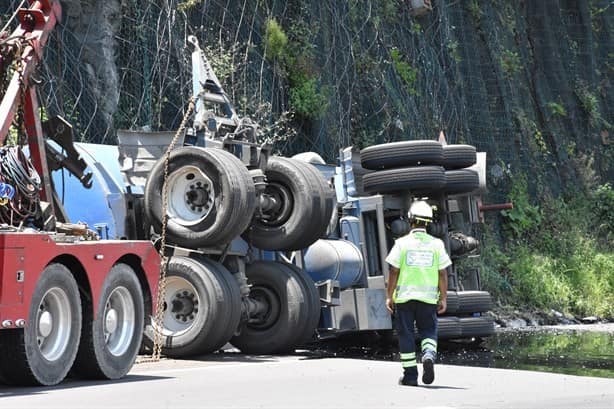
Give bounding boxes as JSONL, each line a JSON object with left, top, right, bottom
{"left": 479, "top": 177, "right": 614, "bottom": 318}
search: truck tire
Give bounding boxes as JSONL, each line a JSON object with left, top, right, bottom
{"left": 362, "top": 166, "right": 446, "bottom": 195}
{"left": 244, "top": 157, "right": 323, "bottom": 251}
{"left": 436, "top": 317, "right": 462, "bottom": 340}
{"left": 0, "top": 263, "right": 82, "bottom": 386}
{"left": 442, "top": 144, "right": 477, "bottom": 170}
{"left": 460, "top": 316, "right": 495, "bottom": 338}
{"left": 145, "top": 146, "right": 256, "bottom": 248}
{"left": 297, "top": 158, "right": 337, "bottom": 241}
{"left": 280, "top": 262, "right": 321, "bottom": 344}
{"left": 360, "top": 141, "right": 444, "bottom": 170}
{"left": 73, "top": 263, "right": 144, "bottom": 379}
{"left": 457, "top": 291, "right": 493, "bottom": 314}
{"left": 230, "top": 261, "right": 305, "bottom": 354}
{"left": 445, "top": 169, "right": 479, "bottom": 195}
{"left": 143, "top": 256, "right": 224, "bottom": 357}
{"left": 445, "top": 291, "right": 460, "bottom": 315}
{"left": 194, "top": 256, "right": 242, "bottom": 352}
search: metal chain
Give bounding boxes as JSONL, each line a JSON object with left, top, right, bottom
{"left": 138, "top": 97, "right": 195, "bottom": 364}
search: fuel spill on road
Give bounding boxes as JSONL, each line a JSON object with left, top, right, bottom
{"left": 303, "top": 325, "right": 614, "bottom": 379}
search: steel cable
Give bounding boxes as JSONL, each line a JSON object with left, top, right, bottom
{"left": 0, "top": 145, "right": 41, "bottom": 225}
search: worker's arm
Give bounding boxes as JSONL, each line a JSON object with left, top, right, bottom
{"left": 386, "top": 266, "right": 399, "bottom": 314}
{"left": 437, "top": 268, "right": 448, "bottom": 315}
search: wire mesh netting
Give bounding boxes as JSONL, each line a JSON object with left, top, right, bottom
{"left": 1, "top": 0, "right": 612, "bottom": 202}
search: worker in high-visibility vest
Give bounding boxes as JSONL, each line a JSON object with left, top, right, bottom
{"left": 385, "top": 200, "right": 451, "bottom": 386}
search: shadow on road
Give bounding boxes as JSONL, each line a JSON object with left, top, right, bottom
{"left": 420, "top": 384, "right": 466, "bottom": 390}
{"left": 0, "top": 374, "right": 170, "bottom": 398}
{"left": 156, "top": 350, "right": 290, "bottom": 364}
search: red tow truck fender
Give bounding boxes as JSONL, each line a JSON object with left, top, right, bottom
{"left": 0, "top": 231, "right": 160, "bottom": 328}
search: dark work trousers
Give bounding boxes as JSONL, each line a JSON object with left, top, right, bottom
{"left": 395, "top": 300, "right": 438, "bottom": 377}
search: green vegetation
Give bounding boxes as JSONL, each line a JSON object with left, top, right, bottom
{"left": 575, "top": 81, "right": 600, "bottom": 127}
{"left": 410, "top": 23, "right": 422, "bottom": 35}
{"left": 547, "top": 101, "right": 567, "bottom": 117}
{"left": 447, "top": 41, "right": 461, "bottom": 63}
{"left": 378, "top": 0, "right": 399, "bottom": 24}
{"left": 259, "top": 18, "right": 329, "bottom": 120}
{"left": 289, "top": 75, "right": 329, "bottom": 119}
{"left": 574, "top": 81, "right": 612, "bottom": 130}
{"left": 177, "top": 0, "right": 202, "bottom": 12}
{"left": 593, "top": 183, "right": 614, "bottom": 241}
{"left": 390, "top": 48, "right": 418, "bottom": 95}
{"left": 590, "top": 0, "right": 609, "bottom": 34}
{"left": 514, "top": 110, "right": 549, "bottom": 155}
{"left": 468, "top": 0, "right": 483, "bottom": 22}
{"left": 500, "top": 177, "right": 542, "bottom": 238}
{"left": 500, "top": 50, "right": 521, "bottom": 77}
{"left": 479, "top": 176, "right": 614, "bottom": 318}
{"left": 265, "top": 18, "right": 288, "bottom": 62}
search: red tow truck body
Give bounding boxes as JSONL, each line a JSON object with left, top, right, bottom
{"left": 0, "top": 233, "right": 159, "bottom": 328}
{"left": 0, "top": 0, "right": 160, "bottom": 386}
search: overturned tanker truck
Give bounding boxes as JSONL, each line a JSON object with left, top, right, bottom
{"left": 57, "top": 36, "right": 503, "bottom": 357}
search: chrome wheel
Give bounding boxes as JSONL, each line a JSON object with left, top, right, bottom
{"left": 159, "top": 276, "right": 200, "bottom": 336}
{"left": 36, "top": 287, "right": 72, "bottom": 362}
{"left": 103, "top": 286, "right": 136, "bottom": 356}
{"left": 167, "top": 165, "right": 215, "bottom": 226}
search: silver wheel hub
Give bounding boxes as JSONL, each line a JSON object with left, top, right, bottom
{"left": 36, "top": 287, "right": 72, "bottom": 361}
{"left": 154, "top": 276, "right": 200, "bottom": 337}
{"left": 170, "top": 291, "right": 198, "bottom": 323}
{"left": 103, "top": 287, "right": 135, "bottom": 357}
{"left": 167, "top": 165, "right": 216, "bottom": 226}
{"left": 38, "top": 311, "right": 53, "bottom": 338}
{"left": 105, "top": 308, "right": 119, "bottom": 334}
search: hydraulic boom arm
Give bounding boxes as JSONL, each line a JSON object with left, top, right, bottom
{"left": 0, "top": 0, "right": 61, "bottom": 204}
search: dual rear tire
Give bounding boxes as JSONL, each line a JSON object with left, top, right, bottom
{"left": 245, "top": 157, "right": 335, "bottom": 251}
{"left": 142, "top": 256, "right": 241, "bottom": 358}
{"left": 0, "top": 263, "right": 145, "bottom": 386}
{"left": 145, "top": 147, "right": 257, "bottom": 248}
{"left": 73, "top": 263, "right": 144, "bottom": 380}
{"left": 145, "top": 147, "right": 334, "bottom": 251}
{"left": 142, "top": 257, "right": 321, "bottom": 357}
{"left": 230, "top": 261, "right": 320, "bottom": 354}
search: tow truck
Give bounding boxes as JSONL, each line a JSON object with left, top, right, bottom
{"left": 0, "top": 0, "right": 159, "bottom": 386}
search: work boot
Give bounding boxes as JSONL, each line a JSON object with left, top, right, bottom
{"left": 398, "top": 375, "right": 418, "bottom": 386}
{"left": 422, "top": 353, "right": 435, "bottom": 385}
{"left": 399, "top": 367, "right": 418, "bottom": 386}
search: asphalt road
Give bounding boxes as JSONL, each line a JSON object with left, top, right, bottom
{"left": 0, "top": 354, "right": 612, "bottom": 409}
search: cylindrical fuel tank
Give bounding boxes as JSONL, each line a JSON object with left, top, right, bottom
{"left": 303, "top": 239, "right": 364, "bottom": 289}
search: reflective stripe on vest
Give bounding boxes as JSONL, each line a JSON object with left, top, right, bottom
{"left": 395, "top": 285, "right": 439, "bottom": 303}
{"left": 393, "top": 231, "right": 441, "bottom": 304}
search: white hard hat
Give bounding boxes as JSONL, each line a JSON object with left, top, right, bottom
{"left": 408, "top": 200, "right": 433, "bottom": 223}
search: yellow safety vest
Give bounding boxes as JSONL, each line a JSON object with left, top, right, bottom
{"left": 393, "top": 231, "right": 444, "bottom": 304}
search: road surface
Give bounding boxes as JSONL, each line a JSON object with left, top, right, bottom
{"left": 0, "top": 354, "right": 612, "bottom": 409}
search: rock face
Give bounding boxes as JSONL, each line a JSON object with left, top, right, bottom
{"left": 28, "top": 1, "right": 614, "bottom": 189}
{"left": 46, "top": 0, "right": 122, "bottom": 142}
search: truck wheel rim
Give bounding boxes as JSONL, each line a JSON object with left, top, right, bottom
{"left": 160, "top": 276, "right": 200, "bottom": 335}
{"left": 36, "top": 287, "right": 71, "bottom": 361}
{"left": 261, "top": 182, "right": 293, "bottom": 227}
{"left": 167, "top": 165, "right": 215, "bottom": 226}
{"left": 104, "top": 286, "right": 135, "bottom": 356}
{"left": 248, "top": 286, "right": 281, "bottom": 330}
